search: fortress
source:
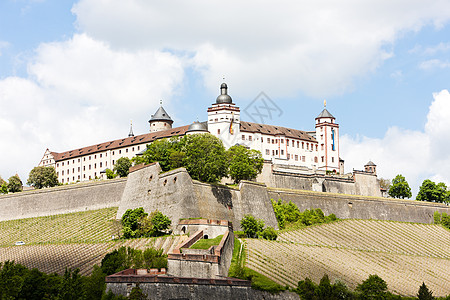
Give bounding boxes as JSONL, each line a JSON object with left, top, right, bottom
{"left": 38, "top": 83, "right": 357, "bottom": 180}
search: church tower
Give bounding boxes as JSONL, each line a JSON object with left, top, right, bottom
{"left": 148, "top": 102, "right": 173, "bottom": 132}
{"left": 207, "top": 82, "right": 241, "bottom": 148}
{"left": 315, "top": 101, "right": 340, "bottom": 172}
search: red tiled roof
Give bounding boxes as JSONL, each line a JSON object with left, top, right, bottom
{"left": 240, "top": 121, "right": 317, "bottom": 142}
{"left": 51, "top": 125, "right": 189, "bottom": 162}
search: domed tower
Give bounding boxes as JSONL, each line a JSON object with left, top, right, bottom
{"left": 315, "top": 100, "right": 340, "bottom": 172}
{"left": 364, "top": 161, "right": 377, "bottom": 175}
{"left": 148, "top": 102, "right": 173, "bottom": 133}
{"left": 186, "top": 121, "right": 209, "bottom": 135}
{"left": 207, "top": 82, "right": 241, "bottom": 148}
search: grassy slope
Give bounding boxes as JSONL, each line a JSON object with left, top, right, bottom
{"left": 244, "top": 219, "right": 450, "bottom": 297}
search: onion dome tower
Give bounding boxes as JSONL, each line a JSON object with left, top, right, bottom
{"left": 207, "top": 82, "right": 241, "bottom": 148}
{"left": 315, "top": 100, "right": 340, "bottom": 172}
{"left": 148, "top": 101, "right": 173, "bottom": 132}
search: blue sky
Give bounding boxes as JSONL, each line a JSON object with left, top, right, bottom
{"left": 1, "top": 0, "right": 450, "bottom": 196}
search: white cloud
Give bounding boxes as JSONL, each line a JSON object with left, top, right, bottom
{"left": 419, "top": 59, "right": 450, "bottom": 70}
{"left": 423, "top": 42, "right": 450, "bottom": 55}
{"left": 0, "top": 34, "right": 184, "bottom": 182}
{"left": 72, "top": 0, "right": 450, "bottom": 97}
{"left": 341, "top": 89, "right": 450, "bottom": 197}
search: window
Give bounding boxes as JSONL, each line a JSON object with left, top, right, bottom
{"left": 89, "top": 165, "right": 91, "bottom": 170}
{"left": 292, "top": 140, "right": 294, "bottom": 147}
{"left": 316, "top": 145, "right": 318, "bottom": 151}
{"left": 78, "top": 175, "right": 80, "bottom": 180}
{"left": 94, "top": 155, "right": 97, "bottom": 159}
{"left": 302, "top": 156, "right": 305, "bottom": 162}
{"left": 332, "top": 157, "right": 335, "bottom": 163}
{"left": 84, "top": 174, "right": 86, "bottom": 179}
{"left": 287, "top": 139, "right": 289, "bottom": 144}
{"left": 132, "top": 147, "right": 134, "bottom": 152}
{"left": 112, "top": 160, "right": 115, "bottom": 165}
{"left": 94, "top": 163, "right": 96, "bottom": 169}
{"left": 62, "top": 170, "right": 64, "bottom": 175}
{"left": 83, "top": 166, "right": 85, "bottom": 171}
{"left": 67, "top": 169, "right": 69, "bottom": 175}
{"left": 266, "top": 149, "right": 270, "bottom": 155}
{"left": 112, "top": 151, "right": 115, "bottom": 155}
{"left": 267, "top": 138, "right": 270, "bottom": 143}
{"left": 126, "top": 149, "right": 128, "bottom": 153}
{"left": 281, "top": 139, "right": 284, "bottom": 144}
{"left": 73, "top": 176, "right": 75, "bottom": 181}
{"left": 242, "top": 135, "right": 245, "bottom": 140}
{"left": 307, "top": 143, "right": 309, "bottom": 150}
{"left": 272, "top": 150, "right": 275, "bottom": 156}
{"left": 62, "top": 179, "right": 64, "bottom": 183}
{"left": 73, "top": 159, "right": 75, "bottom": 164}
{"left": 321, "top": 156, "right": 324, "bottom": 162}
{"left": 281, "top": 150, "right": 284, "bottom": 155}
{"left": 272, "top": 139, "right": 275, "bottom": 144}
{"left": 68, "top": 161, "right": 69, "bottom": 166}
{"left": 276, "top": 150, "right": 278, "bottom": 155}
{"left": 106, "top": 153, "right": 108, "bottom": 157}
{"left": 89, "top": 156, "right": 91, "bottom": 160}
{"left": 89, "top": 176, "right": 91, "bottom": 180}
{"left": 249, "top": 136, "right": 252, "bottom": 141}
{"left": 297, "top": 141, "right": 299, "bottom": 148}
{"left": 302, "top": 142, "right": 304, "bottom": 149}
{"left": 78, "top": 159, "right": 80, "bottom": 162}
{"left": 84, "top": 157, "right": 86, "bottom": 161}
{"left": 295, "top": 155, "right": 298, "bottom": 161}
{"left": 321, "top": 144, "right": 324, "bottom": 150}
{"left": 137, "top": 146, "right": 140, "bottom": 150}
{"left": 78, "top": 167, "right": 80, "bottom": 172}
{"left": 314, "top": 157, "right": 318, "bottom": 163}
{"left": 62, "top": 162, "right": 64, "bottom": 166}
{"left": 57, "top": 172, "right": 59, "bottom": 176}
{"left": 72, "top": 168, "right": 74, "bottom": 173}
{"left": 57, "top": 163, "right": 59, "bottom": 167}
{"left": 106, "top": 162, "right": 108, "bottom": 167}
{"left": 100, "top": 162, "right": 102, "bottom": 168}
{"left": 119, "top": 150, "right": 121, "bottom": 154}
{"left": 321, "top": 135, "right": 323, "bottom": 140}
{"left": 217, "top": 129, "right": 220, "bottom": 134}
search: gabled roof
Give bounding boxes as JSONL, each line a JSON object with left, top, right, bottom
{"left": 149, "top": 106, "right": 173, "bottom": 123}
{"left": 316, "top": 108, "right": 335, "bottom": 119}
{"left": 240, "top": 121, "right": 317, "bottom": 142}
{"left": 51, "top": 125, "right": 189, "bottom": 162}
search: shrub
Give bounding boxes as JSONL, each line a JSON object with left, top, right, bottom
{"left": 240, "top": 215, "right": 264, "bottom": 238}
{"left": 121, "top": 208, "right": 147, "bottom": 238}
{"left": 261, "top": 227, "right": 277, "bottom": 240}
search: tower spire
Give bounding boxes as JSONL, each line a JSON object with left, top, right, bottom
{"left": 128, "top": 120, "right": 134, "bottom": 137}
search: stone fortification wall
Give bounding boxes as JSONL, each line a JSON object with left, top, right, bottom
{"left": 0, "top": 178, "right": 126, "bottom": 221}
{"left": 106, "top": 277, "right": 299, "bottom": 300}
{"left": 117, "top": 163, "right": 278, "bottom": 230}
{"left": 257, "top": 162, "right": 382, "bottom": 197}
{"left": 268, "top": 188, "right": 449, "bottom": 224}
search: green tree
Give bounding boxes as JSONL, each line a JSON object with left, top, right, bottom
{"left": 379, "top": 178, "right": 391, "bottom": 192}
{"left": 59, "top": 268, "right": 85, "bottom": 300}
{"left": 356, "top": 274, "right": 388, "bottom": 300}
{"left": 139, "top": 211, "right": 171, "bottom": 237}
{"left": 133, "top": 137, "right": 186, "bottom": 172}
{"left": 227, "top": 145, "right": 264, "bottom": 183}
{"left": 240, "top": 214, "right": 265, "bottom": 238}
{"left": 261, "top": 226, "right": 277, "bottom": 240}
{"left": 114, "top": 157, "right": 132, "bottom": 178}
{"left": 183, "top": 133, "right": 228, "bottom": 183}
{"left": 128, "top": 284, "right": 147, "bottom": 300}
{"left": 27, "top": 166, "right": 58, "bottom": 189}
{"left": 7, "top": 174, "right": 23, "bottom": 193}
{"left": 0, "top": 182, "right": 8, "bottom": 194}
{"left": 417, "top": 282, "right": 434, "bottom": 300}
{"left": 388, "top": 175, "right": 412, "bottom": 199}
{"left": 105, "top": 169, "right": 117, "bottom": 179}
{"left": 417, "top": 180, "right": 449, "bottom": 203}
{"left": 83, "top": 265, "right": 106, "bottom": 300}
{"left": 121, "top": 208, "right": 148, "bottom": 238}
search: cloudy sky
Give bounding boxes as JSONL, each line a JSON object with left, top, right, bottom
{"left": 1, "top": 0, "right": 450, "bottom": 196}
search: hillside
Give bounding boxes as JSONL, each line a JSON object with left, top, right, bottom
{"left": 245, "top": 219, "right": 450, "bottom": 297}
{"left": 0, "top": 208, "right": 187, "bottom": 276}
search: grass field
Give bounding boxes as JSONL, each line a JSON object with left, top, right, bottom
{"left": 244, "top": 219, "right": 450, "bottom": 297}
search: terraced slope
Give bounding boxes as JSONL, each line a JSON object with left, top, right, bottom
{"left": 245, "top": 220, "right": 450, "bottom": 297}
{"left": 0, "top": 235, "right": 187, "bottom": 276}
{"left": 0, "top": 207, "right": 119, "bottom": 246}
{"left": 0, "top": 207, "right": 187, "bottom": 275}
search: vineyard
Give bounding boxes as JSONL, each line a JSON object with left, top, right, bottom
{"left": 245, "top": 219, "right": 450, "bottom": 297}
{"left": 0, "top": 207, "right": 187, "bottom": 275}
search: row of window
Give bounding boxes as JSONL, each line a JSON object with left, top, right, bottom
{"left": 57, "top": 160, "right": 115, "bottom": 177}
{"left": 240, "top": 134, "right": 319, "bottom": 151}
{"left": 61, "top": 173, "right": 96, "bottom": 183}
{"left": 56, "top": 146, "right": 140, "bottom": 168}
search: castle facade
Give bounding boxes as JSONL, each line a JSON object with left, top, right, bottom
{"left": 39, "top": 83, "right": 342, "bottom": 184}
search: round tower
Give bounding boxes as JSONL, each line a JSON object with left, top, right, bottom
{"left": 148, "top": 101, "right": 173, "bottom": 133}
{"left": 315, "top": 100, "right": 340, "bottom": 172}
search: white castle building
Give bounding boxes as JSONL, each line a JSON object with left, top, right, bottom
{"left": 39, "top": 83, "right": 343, "bottom": 184}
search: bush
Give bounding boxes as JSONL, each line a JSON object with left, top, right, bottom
{"left": 113, "top": 157, "right": 132, "bottom": 178}
{"left": 240, "top": 215, "right": 265, "bottom": 238}
{"left": 261, "top": 227, "right": 277, "bottom": 240}
{"left": 121, "top": 208, "right": 147, "bottom": 238}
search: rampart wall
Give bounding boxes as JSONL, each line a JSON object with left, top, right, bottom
{"left": 268, "top": 188, "right": 448, "bottom": 224}
{"left": 0, "top": 163, "right": 448, "bottom": 225}
{"left": 0, "top": 178, "right": 126, "bottom": 221}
